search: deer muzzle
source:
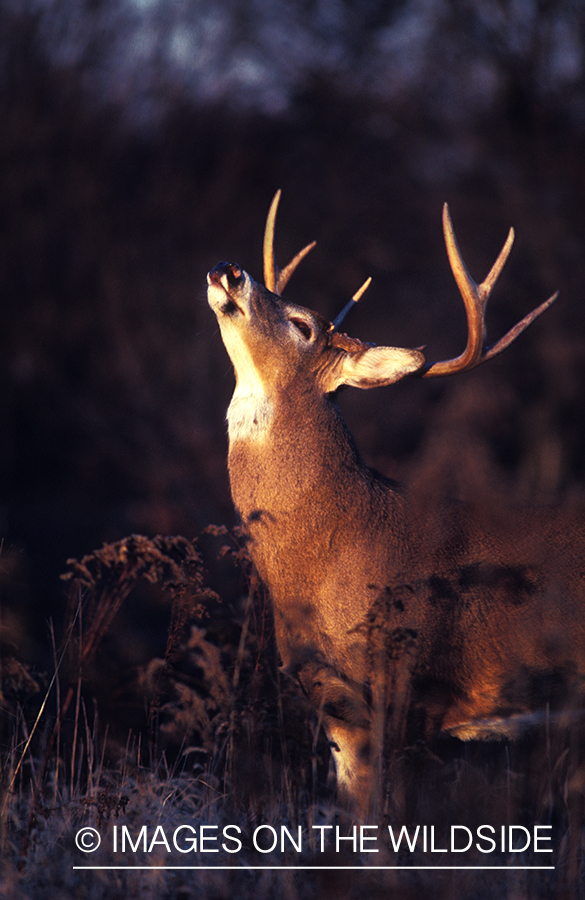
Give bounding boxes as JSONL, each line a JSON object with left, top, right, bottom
{"left": 208, "top": 261, "right": 243, "bottom": 289}
{"left": 207, "top": 262, "right": 248, "bottom": 317}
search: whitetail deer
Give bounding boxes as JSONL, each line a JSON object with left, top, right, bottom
{"left": 207, "top": 192, "right": 585, "bottom": 816}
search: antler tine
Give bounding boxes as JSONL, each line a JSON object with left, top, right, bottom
{"left": 332, "top": 277, "right": 372, "bottom": 330}
{"left": 423, "top": 204, "right": 557, "bottom": 378}
{"left": 263, "top": 190, "right": 281, "bottom": 293}
{"left": 277, "top": 240, "right": 317, "bottom": 294}
{"left": 263, "top": 190, "right": 316, "bottom": 295}
{"left": 482, "top": 290, "right": 558, "bottom": 361}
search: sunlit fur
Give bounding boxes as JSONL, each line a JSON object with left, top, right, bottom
{"left": 207, "top": 251, "right": 585, "bottom": 819}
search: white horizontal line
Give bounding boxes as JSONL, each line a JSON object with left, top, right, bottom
{"left": 73, "top": 865, "right": 555, "bottom": 871}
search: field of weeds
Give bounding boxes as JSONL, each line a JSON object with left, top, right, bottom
{"left": 1, "top": 529, "right": 584, "bottom": 900}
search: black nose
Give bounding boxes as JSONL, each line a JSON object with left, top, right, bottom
{"left": 208, "top": 262, "right": 243, "bottom": 289}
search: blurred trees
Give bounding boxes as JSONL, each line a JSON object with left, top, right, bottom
{"left": 1, "top": 0, "right": 583, "bottom": 132}
{"left": 0, "top": 0, "right": 584, "bottom": 633}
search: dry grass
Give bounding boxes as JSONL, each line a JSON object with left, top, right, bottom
{"left": 1, "top": 529, "right": 584, "bottom": 899}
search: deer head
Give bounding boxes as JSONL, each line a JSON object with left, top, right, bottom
{"left": 209, "top": 193, "right": 556, "bottom": 422}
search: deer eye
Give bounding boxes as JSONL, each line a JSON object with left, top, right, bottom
{"left": 290, "top": 318, "right": 313, "bottom": 340}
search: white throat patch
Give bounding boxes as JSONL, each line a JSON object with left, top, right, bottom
{"left": 224, "top": 338, "right": 273, "bottom": 443}
{"left": 227, "top": 388, "right": 273, "bottom": 442}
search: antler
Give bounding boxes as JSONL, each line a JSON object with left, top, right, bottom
{"left": 332, "top": 277, "right": 372, "bottom": 329}
{"left": 422, "top": 204, "right": 558, "bottom": 378}
{"left": 263, "top": 190, "right": 316, "bottom": 294}
{"left": 264, "top": 189, "right": 373, "bottom": 325}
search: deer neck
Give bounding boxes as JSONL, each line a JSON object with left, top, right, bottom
{"left": 228, "top": 388, "right": 360, "bottom": 514}
{"left": 226, "top": 385, "right": 406, "bottom": 575}
{"left": 226, "top": 385, "right": 408, "bottom": 680}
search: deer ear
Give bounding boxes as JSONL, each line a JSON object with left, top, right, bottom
{"left": 324, "top": 345, "right": 425, "bottom": 392}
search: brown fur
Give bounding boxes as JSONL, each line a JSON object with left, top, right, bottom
{"left": 207, "top": 242, "right": 585, "bottom": 818}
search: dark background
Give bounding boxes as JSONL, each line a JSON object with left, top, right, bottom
{"left": 0, "top": 0, "right": 584, "bottom": 673}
